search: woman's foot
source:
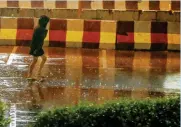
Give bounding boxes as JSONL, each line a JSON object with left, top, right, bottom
{"left": 26, "top": 74, "right": 37, "bottom": 81}
{"left": 27, "top": 73, "right": 31, "bottom": 78}
{"left": 37, "top": 72, "right": 46, "bottom": 79}
{"left": 37, "top": 72, "right": 42, "bottom": 78}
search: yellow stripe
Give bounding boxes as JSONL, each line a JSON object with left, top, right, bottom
{"left": 168, "top": 34, "right": 180, "bottom": 44}
{"left": 134, "top": 33, "right": 151, "bottom": 43}
{"left": 67, "top": 1, "right": 79, "bottom": 9}
{"left": 114, "top": 1, "right": 126, "bottom": 10}
{"left": 138, "top": 1, "right": 149, "bottom": 11}
{"left": 66, "top": 31, "right": 83, "bottom": 42}
{"left": 0, "top": 29, "right": 17, "bottom": 40}
{"left": 44, "top": 1, "right": 55, "bottom": 8}
{"left": 0, "top": 1, "right": 7, "bottom": 7}
{"left": 91, "top": 1, "right": 103, "bottom": 9}
{"left": 160, "top": 1, "right": 171, "bottom": 11}
{"left": 19, "top": 1, "right": 31, "bottom": 8}
{"left": 100, "top": 32, "right": 116, "bottom": 44}
{"left": 44, "top": 31, "right": 49, "bottom": 47}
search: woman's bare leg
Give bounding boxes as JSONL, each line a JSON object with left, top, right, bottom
{"left": 27, "top": 56, "right": 38, "bottom": 78}
{"left": 37, "top": 55, "right": 47, "bottom": 77}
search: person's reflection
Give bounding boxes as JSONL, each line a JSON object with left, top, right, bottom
{"left": 26, "top": 81, "right": 43, "bottom": 110}
{"left": 25, "top": 81, "right": 68, "bottom": 109}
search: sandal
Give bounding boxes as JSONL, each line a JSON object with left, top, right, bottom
{"left": 26, "top": 77, "right": 36, "bottom": 81}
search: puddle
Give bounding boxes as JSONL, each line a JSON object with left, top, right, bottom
{"left": 0, "top": 47, "right": 179, "bottom": 126}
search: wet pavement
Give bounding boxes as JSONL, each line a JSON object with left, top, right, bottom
{"left": 0, "top": 46, "right": 180, "bottom": 127}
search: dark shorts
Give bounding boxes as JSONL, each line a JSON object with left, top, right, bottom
{"left": 29, "top": 48, "right": 44, "bottom": 57}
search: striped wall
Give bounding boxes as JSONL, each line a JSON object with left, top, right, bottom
{"left": 0, "top": 0, "right": 180, "bottom": 11}
{"left": 0, "top": 17, "right": 180, "bottom": 51}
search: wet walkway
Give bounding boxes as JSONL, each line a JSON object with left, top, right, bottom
{"left": 0, "top": 46, "right": 180, "bottom": 127}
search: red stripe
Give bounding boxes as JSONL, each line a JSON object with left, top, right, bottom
{"left": 49, "top": 30, "right": 66, "bottom": 42}
{"left": 151, "top": 33, "right": 167, "bottom": 44}
{"left": 83, "top": 32, "right": 100, "bottom": 43}
{"left": 16, "top": 29, "right": 33, "bottom": 40}
{"left": 117, "top": 33, "right": 134, "bottom": 43}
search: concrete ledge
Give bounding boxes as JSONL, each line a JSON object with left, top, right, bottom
{"left": 80, "top": 9, "right": 97, "bottom": 19}
{"left": 157, "top": 11, "right": 180, "bottom": 22}
{"left": 34, "top": 9, "right": 79, "bottom": 19}
{"left": 0, "top": 8, "right": 180, "bottom": 22}
{"left": 113, "top": 10, "right": 139, "bottom": 21}
{"left": 96, "top": 9, "right": 113, "bottom": 20}
{"left": 0, "top": 8, "right": 19, "bottom": 17}
{"left": 18, "top": 8, "right": 35, "bottom": 17}
{"left": 138, "top": 11, "right": 156, "bottom": 21}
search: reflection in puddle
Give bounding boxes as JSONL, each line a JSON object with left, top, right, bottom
{"left": 163, "top": 73, "right": 180, "bottom": 90}
{"left": 0, "top": 47, "right": 180, "bottom": 126}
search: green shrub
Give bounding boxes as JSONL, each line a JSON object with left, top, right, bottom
{"left": 0, "top": 102, "right": 10, "bottom": 127}
{"left": 33, "top": 96, "right": 180, "bottom": 127}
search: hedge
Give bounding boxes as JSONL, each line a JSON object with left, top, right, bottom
{"left": 0, "top": 101, "right": 10, "bottom": 127}
{"left": 33, "top": 96, "right": 180, "bottom": 127}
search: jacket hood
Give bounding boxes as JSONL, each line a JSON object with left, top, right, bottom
{"left": 38, "top": 15, "right": 50, "bottom": 28}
